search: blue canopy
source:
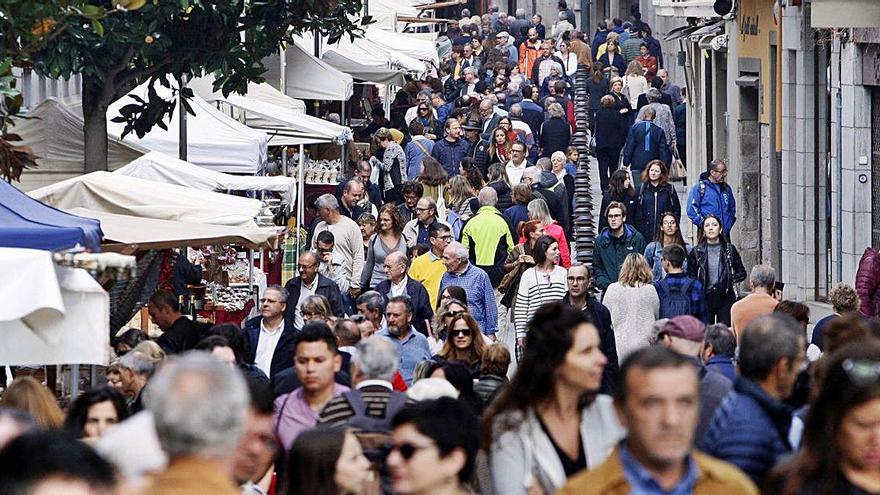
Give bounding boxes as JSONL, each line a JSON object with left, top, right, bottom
{"left": 0, "top": 179, "right": 103, "bottom": 252}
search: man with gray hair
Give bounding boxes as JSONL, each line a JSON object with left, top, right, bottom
{"left": 318, "top": 336, "right": 408, "bottom": 426}
{"left": 144, "top": 352, "right": 250, "bottom": 494}
{"left": 731, "top": 264, "right": 779, "bottom": 340}
{"left": 243, "top": 284, "right": 297, "bottom": 379}
{"left": 461, "top": 187, "right": 514, "bottom": 287}
{"left": 440, "top": 242, "right": 498, "bottom": 338}
{"left": 356, "top": 290, "right": 386, "bottom": 332}
{"left": 118, "top": 351, "right": 158, "bottom": 414}
{"left": 636, "top": 87, "right": 676, "bottom": 146}
{"left": 312, "top": 193, "right": 365, "bottom": 298}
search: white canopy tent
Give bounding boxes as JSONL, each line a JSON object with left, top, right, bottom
{"left": 0, "top": 248, "right": 109, "bottom": 366}
{"left": 13, "top": 98, "right": 147, "bottom": 192}
{"left": 114, "top": 152, "right": 297, "bottom": 203}
{"left": 189, "top": 76, "right": 352, "bottom": 146}
{"left": 293, "top": 34, "right": 412, "bottom": 85}
{"left": 238, "top": 79, "right": 308, "bottom": 112}
{"left": 69, "top": 208, "right": 279, "bottom": 252}
{"left": 105, "top": 81, "right": 269, "bottom": 174}
{"left": 263, "top": 43, "right": 354, "bottom": 102}
{"left": 29, "top": 171, "right": 264, "bottom": 228}
{"left": 368, "top": 0, "right": 420, "bottom": 30}
{"left": 364, "top": 28, "right": 440, "bottom": 68}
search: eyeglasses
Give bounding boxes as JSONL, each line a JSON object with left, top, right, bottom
{"left": 432, "top": 235, "right": 453, "bottom": 241}
{"left": 451, "top": 329, "right": 472, "bottom": 337}
{"left": 392, "top": 442, "right": 434, "bottom": 461}
{"left": 843, "top": 359, "right": 880, "bottom": 387}
{"left": 317, "top": 247, "right": 333, "bottom": 254}
{"left": 414, "top": 207, "right": 433, "bottom": 213}
{"left": 445, "top": 310, "right": 465, "bottom": 318}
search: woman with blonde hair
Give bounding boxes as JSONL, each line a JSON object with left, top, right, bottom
{"left": 300, "top": 294, "right": 334, "bottom": 324}
{"left": 361, "top": 203, "right": 407, "bottom": 290}
{"left": 0, "top": 376, "right": 64, "bottom": 429}
{"left": 602, "top": 253, "right": 659, "bottom": 359}
{"left": 526, "top": 198, "right": 571, "bottom": 267}
{"left": 445, "top": 175, "right": 479, "bottom": 223}
{"left": 622, "top": 60, "right": 649, "bottom": 110}
{"left": 434, "top": 313, "right": 487, "bottom": 377}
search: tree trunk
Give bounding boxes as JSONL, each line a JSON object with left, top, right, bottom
{"left": 82, "top": 79, "right": 110, "bottom": 173}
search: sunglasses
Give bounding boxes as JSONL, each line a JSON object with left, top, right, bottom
{"left": 451, "top": 329, "right": 472, "bottom": 337}
{"left": 843, "top": 359, "right": 880, "bottom": 387}
{"left": 445, "top": 309, "right": 466, "bottom": 317}
{"left": 392, "top": 442, "right": 433, "bottom": 461}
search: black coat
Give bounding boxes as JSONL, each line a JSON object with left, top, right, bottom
{"left": 243, "top": 316, "right": 297, "bottom": 379}
{"left": 586, "top": 77, "right": 610, "bottom": 111}
{"left": 489, "top": 179, "right": 513, "bottom": 212}
{"left": 283, "top": 274, "right": 345, "bottom": 328}
{"left": 637, "top": 92, "right": 674, "bottom": 112}
{"left": 373, "top": 278, "right": 435, "bottom": 337}
{"left": 637, "top": 181, "right": 681, "bottom": 242}
{"left": 594, "top": 107, "right": 628, "bottom": 150}
{"left": 597, "top": 52, "right": 626, "bottom": 76}
{"left": 539, "top": 117, "right": 572, "bottom": 158}
{"left": 687, "top": 242, "right": 747, "bottom": 297}
{"left": 156, "top": 316, "right": 209, "bottom": 355}
{"left": 563, "top": 293, "right": 619, "bottom": 395}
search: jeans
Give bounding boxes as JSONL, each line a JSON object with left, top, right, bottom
{"left": 630, "top": 167, "right": 644, "bottom": 192}
{"left": 705, "top": 290, "right": 736, "bottom": 325}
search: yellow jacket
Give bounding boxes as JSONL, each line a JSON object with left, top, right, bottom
{"left": 556, "top": 447, "right": 758, "bottom": 495}
{"left": 409, "top": 251, "right": 447, "bottom": 309}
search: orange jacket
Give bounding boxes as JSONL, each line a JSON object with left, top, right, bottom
{"left": 518, "top": 41, "right": 540, "bottom": 78}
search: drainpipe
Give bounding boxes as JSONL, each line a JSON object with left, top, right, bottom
{"left": 834, "top": 35, "right": 843, "bottom": 282}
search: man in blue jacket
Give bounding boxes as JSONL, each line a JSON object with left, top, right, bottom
{"left": 700, "top": 314, "right": 804, "bottom": 486}
{"left": 686, "top": 159, "right": 737, "bottom": 234}
{"left": 622, "top": 107, "right": 671, "bottom": 191}
{"left": 431, "top": 118, "right": 469, "bottom": 176}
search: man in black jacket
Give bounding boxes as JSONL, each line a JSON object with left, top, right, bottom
{"left": 242, "top": 285, "right": 297, "bottom": 380}
{"left": 284, "top": 252, "right": 345, "bottom": 329}
{"left": 374, "top": 251, "right": 434, "bottom": 336}
{"left": 522, "top": 166, "right": 570, "bottom": 234}
{"left": 148, "top": 289, "right": 208, "bottom": 355}
{"left": 562, "top": 263, "right": 619, "bottom": 394}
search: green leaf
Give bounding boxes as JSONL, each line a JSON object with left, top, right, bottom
{"left": 91, "top": 19, "right": 104, "bottom": 37}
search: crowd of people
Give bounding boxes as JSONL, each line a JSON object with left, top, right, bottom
{"left": 3, "top": 3, "right": 880, "bottom": 495}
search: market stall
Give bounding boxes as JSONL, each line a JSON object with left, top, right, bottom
{"left": 0, "top": 178, "right": 103, "bottom": 252}
{"left": 0, "top": 247, "right": 110, "bottom": 367}
{"left": 262, "top": 42, "right": 354, "bottom": 102}
{"left": 114, "top": 151, "right": 297, "bottom": 204}
{"left": 13, "top": 98, "right": 147, "bottom": 192}
{"left": 364, "top": 27, "right": 440, "bottom": 68}
{"left": 104, "top": 80, "right": 269, "bottom": 174}
{"left": 29, "top": 171, "right": 267, "bottom": 228}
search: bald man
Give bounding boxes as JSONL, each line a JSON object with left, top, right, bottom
{"left": 373, "top": 251, "right": 434, "bottom": 337}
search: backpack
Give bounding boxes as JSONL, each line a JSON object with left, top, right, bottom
{"left": 657, "top": 278, "right": 694, "bottom": 319}
{"left": 342, "top": 390, "right": 409, "bottom": 495}
{"left": 446, "top": 208, "right": 464, "bottom": 240}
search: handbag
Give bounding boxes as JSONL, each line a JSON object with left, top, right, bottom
{"left": 669, "top": 146, "right": 687, "bottom": 181}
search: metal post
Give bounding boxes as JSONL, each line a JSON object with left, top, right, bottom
{"left": 280, "top": 47, "right": 287, "bottom": 94}
{"left": 296, "top": 144, "right": 306, "bottom": 257}
{"left": 282, "top": 146, "right": 288, "bottom": 177}
{"left": 248, "top": 249, "right": 256, "bottom": 307}
{"left": 90, "top": 365, "right": 97, "bottom": 388}
{"left": 179, "top": 74, "right": 188, "bottom": 161}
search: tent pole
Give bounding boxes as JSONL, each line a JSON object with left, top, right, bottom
{"left": 248, "top": 249, "right": 256, "bottom": 308}
{"left": 296, "top": 144, "right": 305, "bottom": 257}
{"left": 70, "top": 365, "right": 80, "bottom": 399}
{"left": 179, "top": 74, "right": 188, "bottom": 161}
{"left": 282, "top": 147, "right": 288, "bottom": 177}
{"left": 280, "top": 46, "right": 287, "bottom": 94}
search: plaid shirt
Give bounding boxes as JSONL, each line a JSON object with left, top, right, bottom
{"left": 654, "top": 272, "right": 707, "bottom": 323}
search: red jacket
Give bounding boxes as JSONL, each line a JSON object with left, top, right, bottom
{"left": 856, "top": 247, "right": 880, "bottom": 317}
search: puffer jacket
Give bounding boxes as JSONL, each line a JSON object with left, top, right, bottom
{"left": 636, "top": 181, "right": 681, "bottom": 242}
{"left": 856, "top": 247, "right": 880, "bottom": 317}
{"left": 700, "top": 377, "right": 795, "bottom": 486}
{"left": 488, "top": 179, "right": 513, "bottom": 212}
{"left": 686, "top": 171, "right": 737, "bottom": 234}
{"left": 687, "top": 241, "right": 746, "bottom": 298}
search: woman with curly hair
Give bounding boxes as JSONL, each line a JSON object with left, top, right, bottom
{"left": 360, "top": 203, "right": 407, "bottom": 290}
{"left": 434, "top": 313, "right": 487, "bottom": 377}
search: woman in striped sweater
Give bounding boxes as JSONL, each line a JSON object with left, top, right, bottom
{"left": 514, "top": 235, "right": 568, "bottom": 361}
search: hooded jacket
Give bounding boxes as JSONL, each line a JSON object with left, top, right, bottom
{"left": 686, "top": 171, "right": 737, "bottom": 234}
{"left": 593, "top": 224, "right": 647, "bottom": 291}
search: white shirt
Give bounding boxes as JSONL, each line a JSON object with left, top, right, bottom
{"left": 506, "top": 160, "right": 528, "bottom": 185}
{"left": 255, "top": 319, "right": 284, "bottom": 377}
{"left": 319, "top": 252, "right": 351, "bottom": 293}
{"left": 390, "top": 275, "right": 408, "bottom": 298}
{"left": 294, "top": 278, "right": 318, "bottom": 329}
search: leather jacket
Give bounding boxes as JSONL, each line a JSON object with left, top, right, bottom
{"left": 687, "top": 241, "right": 746, "bottom": 298}
{"left": 856, "top": 247, "right": 880, "bottom": 317}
